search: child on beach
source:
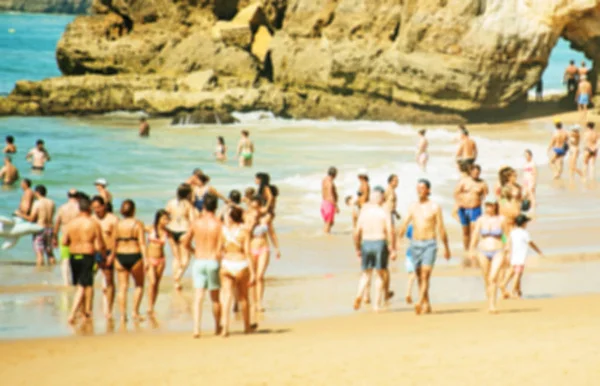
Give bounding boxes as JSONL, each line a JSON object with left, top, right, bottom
{"left": 405, "top": 224, "right": 416, "bottom": 304}
{"left": 501, "top": 215, "right": 543, "bottom": 299}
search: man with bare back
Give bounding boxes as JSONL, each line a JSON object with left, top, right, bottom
{"left": 15, "top": 178, "right": 34, "bottom": 217}
{"left": 16, "top": 185, "right": 55, "bottom": 266}
{"left": 564, "top": 60, "right": 578, "bottom": 94}
{"left": 53, "top": 189, "right": 80, "bottom": 286}
{"left": 62, "top": 195, "right": 106, "bottom": 324}
{"left": 0, "top": 156, "right": 19, "bottom": 185}
{"left": 181, "top": 194, "right": 223, "bottom": 338}
{"left": 321, "top": 167, "right": 339, "bottom": 234}
{"left": 576, "top": 75, "right": 593, "bottom": 123}
{"left": 548, "top": 120, "right": 569, "bottom": 179}
{"left": 583, "top": 121, "right": 599, "bottom": 182}
{"left": 456, "top": 126, "right": 477, "bottom": 171}
{"left": 398, "top": 179, "right": 451, "bottom": 315}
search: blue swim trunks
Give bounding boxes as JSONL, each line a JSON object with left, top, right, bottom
{"left": 578, "top": 93, "right": 590, "bottom": 106}
{"left": 553, "top": 147, "right": 567, "bottom": 157}
{"left": 458, "top": 207, "right": 482, "bottom": 227}
{"left": 405, "top": 224, "right": 415, "bottom": 273}
{"left": 410, "top": 240, "right": 438, "bottom": 269}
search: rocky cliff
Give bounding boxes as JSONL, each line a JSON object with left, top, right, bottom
{"left": 0, "top": 0, "right": 91, "bottom": 14}
{"left": 2, "top": 0, "right": 600, "bottom": 123}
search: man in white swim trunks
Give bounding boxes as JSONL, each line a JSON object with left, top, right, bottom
{"left": 182, "top": 194, "right": 223, "bottom": 338}
{"left": 416, "top": 129, "right": 429, "bottom": 171}
{"left": 237, "top": 130, "right": 254, "bottom": 167}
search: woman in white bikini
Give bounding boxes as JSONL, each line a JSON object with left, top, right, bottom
{"left": 145, "top": 209, "right": 170, "bottom": 317}
{"left": 220, "top": 207, "right": 256, "bottom": 336}
{"left": 165, "top": 183, "right": 196, "bottom": 290}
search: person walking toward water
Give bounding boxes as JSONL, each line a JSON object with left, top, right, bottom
{"left": 63, "top": 195, "right": 106, "bottom": 324}
{"left": 398, "top": 179, "right": 451, "bottom": 315}
{"left": 564, "top": 60, "right": 578, "bottom": 94}
{"left": 94, "top": 178, "right": 113, "bottom": 212}
{"left": 321, "top": 167, "right": 339, "bottom": 234}
{"left": 353, "top": 187, "right": 396, "bottom": 312}
{"left": 181, "top": 194, "right": 223, "bottom": 338}
{"left": 16, "top": 185, "right": 55, "bottom": 266}
{"left": 568, "top": 125, "right": 584, "bottom": 181}
{"left": 454, "top": 164, "right": 488, "bottom": 266}
{"left": 53, "top": 189, "right": 80, "bottom": 286}
{"left": 456, "top": 126, "right": 477, "bottom": 171}
{"left": 583, "top": 122, "right": 599, "bottom": 182}
{"left": 237, "top": 130, "right": 254, "bottom": 167}
{"left": 4, "top": 135, "right": 16, "bottom": 154}
{"left": 468, "top": 199, "right": 509, "bottom": 312}
{"left": 548, "top": 120, "right": 569, "bottom": 179}
{"left": 576, "top": 75, "right": 592, "bottom": 123}
{"left": 139, "top": 117, "right": 150, "bottom": 137}
{"left": 165, "top": 183, "right": 196, "bottom": 290}
{"left": 0, "top": 156, "right": 19, "bottom": 185}
{"left": 113, "top": 200, "right": 147, "bottom": 323}
{"left": 91, "top": 196, "right": 118, "bottom": 319}
{"left": 416, "top": 129, "right": 429, "bottom": 171}
{"left": 145, "top": 210, "right": 169, "bottom": 317}
{"left": 501, "top": 215, "right": 544, "bottom": 300}
{"left": 15, "top": 178, "right": 34, "bottom": 217}
{"left": 26, "top": 139, "right": 50, "bottom": 171}
{"left": 215, "top": 136, "right": 227, "bottom": 161}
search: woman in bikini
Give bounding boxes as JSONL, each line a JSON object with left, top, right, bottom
{"left": 246, "top": 196, "right": 280, "bottom": 312}
{"left": 220, "top": 207, "right": 256, "bottom": 336}
{"left": 113, "top": 199, "right": 147, "bottom": 322}
{"left": 469, "top": 199, "right": 509, "bottom": 313}
{"left": 498, "top": 167, "right": 522, "bottom": 229}
{"left": 215, "top": 136, "right": 227, "bottom": 162}
{"left": 165, "top": 183, "right": 196, "bottom": 290}
{"left": 255, "top": 172, "right": 276, "bottom": 215}
{"left": 145, "top": 209, "right": 169, "bottom": 317}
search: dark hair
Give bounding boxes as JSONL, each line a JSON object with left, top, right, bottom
{"left": 570, "top": 60, "right": 575, "bottom": 64}
{"left": 36, "top": 139, "right": 44, "bottom": 146}
{"left": 154, "top": 209, "right": 169, "bottom": 236}
{"left": 23, "top": 178, "right": 31, "bottom": 188}
{"left": 121, "top": 199, "right": 136, "bottom": 218}
{"left": 419, "top": 129, "right": 426, "bottom": 136}
{"left": 229, "top": 206, "right": 244, "bottom": 224}
{"left": 515, "top": 214, "right": 530, "bottom": 227}
{"left": 78, "top": 196, "right": 92, "bottom": 213}
{"left": 581, "top": 61, "right": 586, "bottom": 67}
{"left": 485, "top": 201, "right": 500, "bottom": 216}
{"left": 270, "top": 185, "right": 279, "bottom": 197}
{"left": 228, "top": 190, "right": 241, "bottom": 204}
{"left": 555, "top": 122, "right": 563, "bottom": 129}
{"left": 177, "top": 183, "right": 192, "bottom": 201}
{"left": 140, "top": 117, "right": 146, "bottom": 122}
{"left": 525, "top": 149, "right": 533, "bottom": 157}
{"left": 198, "top": 174, "right": 210, "bottom": 184}
{"left": 241, "top": 130, "right": 249, "bottom": 137}
{"left": 203, "top": 194, "right": 218, "bottom": 212}
{"left": 193, "top": 168, "right": 203, "bottom": 178}
{"left": 459, "top": 161, "right": 472, "bottom": 174}
{"left": 587, "top": 122, "right": 595, "bottom": 129}
{"left": 373, "top": 186, "right": 385, "bottom": 194}
{"left": 499, "top": 167, "right": 515, "bottom": 187}
{"left": 388, "top": 174, "right": 397, "bottom": 184}
{"left": 218, "top": 136, "right": 225, "bottom": 145}
{"left": 327, "top": 167, "right": 337, "bottom": 177}
{"left": 6, "top": 135, "right": 14, "bottom": 144}
{"left": 67, "top": 189, "right": 78, "bottom": 198}
{"left": 256, "top": 172, "right": 270, "bottom": 196}
{"left": 460, "top": 126, "right": 469, "bottom": 136}
{"left": 417, "top": 178, "right": 431, "bottom": 190}
{"left": 35, "top": 185, "right": 47, "bottom": 197}
{"left": 91, "top": 195, "right": 105, "bottom": 206}
{"left": 471, "top": 164, "right": 481, "bottom": 173}
{"left": 250, "top": 195, "right": 262, "bottom": 205}
{"left": 244, "top": 187, "right": 256, "bottom": 199}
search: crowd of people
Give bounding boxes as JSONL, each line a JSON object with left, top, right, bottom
{"left": 1, "top": 130, "right": 283, "bottom": 338}
{"left": 321, "top": 120, "right": 598, "bottom": 314}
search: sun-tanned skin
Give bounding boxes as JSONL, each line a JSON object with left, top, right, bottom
{"left": 321, "top": 167, "right": 339, "bottom": 234}
{"left": 53, "top": 190, "right": 80, "bottom": 286}
{"left": 548, "top": 122, "right": 569, "bottom": 179}
{"left": 92, "top": 197, "right": 118, "bottom": 319}
{"left": 16, "top": 186, "right": 56, "bottom": 266}
{"left": 0, "top": 156, "right": 19, "bottom": 185}
{"left": 583, "top": 122, "right": 599, "bottom": 183}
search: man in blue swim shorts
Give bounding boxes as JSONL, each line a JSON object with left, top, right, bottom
{"left": 398, "top": 179, "right": 451, "bottom": 315}
{"left": 548, "top": 120, "right": 569, "bottom": 179}
{"left": 576, "top": 74, "right": 592, "bottom": 124}
{"left": 454, "top": 164, "right": 488, "bottom": 265}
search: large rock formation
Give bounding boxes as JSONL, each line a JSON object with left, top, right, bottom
{"left": 0, "top": 0, "right": 91, "bottom": 14}
{"left": 2, "top": 0, "right": 600, "bottom": 122}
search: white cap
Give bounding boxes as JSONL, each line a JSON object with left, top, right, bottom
{"left": 357, "top": 168, "right": 368, "bottom": 177}
{"left": 94, "top": 178, "right": 108, "bottom": 187}
{"left": 571, "top": 124, "right": 581, "bottom": 131}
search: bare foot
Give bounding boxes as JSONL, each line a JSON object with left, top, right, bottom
{"left": 120, "top": 315, "right": 127, "bottom": 324}
{"left": 423, "top": 305, "right": 432, "bottom": 314}
{"left": 193, "top": 333, "right": 200, "bottom": 339}
{"left": 414, "top": 304, "right": 422, "bottom": 315}
{"left": 511, "top": 290, "right": 523, "bottom": 299}
{"left": 132, "top": 313, "right": 145, "bottom": 322}
{"left": 245, "top": 324, "right": 258, "bottom": 334}
{"left": 502, "top": 290, "right": 510, "bottom": 299}
{"left": 405, "top": 295, "right": 413, "bottom": 305}
{"left": 353, "top": 297, "right": 361, "bottom": 311}
{"left": 386, "top": 291, "right": 395, "bottom": 301}
{"left": 215, "top": 325, "right": 223, "bottom": 336}
{"left": 67, "top": 315, "right": 76, "bottom": 325}
{"left": 221, "top": 330, "right": 230, "bottom": 338}
{"left": 364, "top": 297, "right": 371, "bottom": 305}
{"left": 488, "top": 307, "right": 498, "bottom": 314}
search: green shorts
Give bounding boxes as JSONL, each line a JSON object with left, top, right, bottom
{"left": 59, "top": 243, "right": 70, "bottom": 260}
{"left": 191, "top": 259, "right": 220, "bottom": 290}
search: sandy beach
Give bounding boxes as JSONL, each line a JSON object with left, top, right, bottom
{"left": 2, "top": 294, "right": 599, "bottom": 385}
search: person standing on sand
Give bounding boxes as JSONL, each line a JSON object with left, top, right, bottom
{"left": 181, "top": 194, "right": 223, "bottom": 338}
{"left": 63, "top": 195, "right": 106, "bottom": 324}
{"left": 237, "top": 130, "right": 254, "bottom": 167}
{"left": 321, "top": 167, "right": 339, "bottom": 234}
{"left": 26, "top": 139, "right": 50, "bottom": 171}
{"left": 522, "top": 150, "right": 537, "bottom": 214}
{"left": 416, "top": 129, "right": 429, "bottom": 171}
{"left": 568, "top": 125, "right": 584, "bottom": 181}
{"left": 384, "top": 174, "right": 400, "bottom": 226}
{"left": 353, "top": 187, "right": 396, "bottom": 312}
{"left": 576, "top": 75, "right": 592, "bottom": 123}
{"left": 356, "top": 169, "right": 370, "bottom": 209}
{"left": 165, "top": 183, "right": 196, "bottom": 290}
{"left": 456, "top": 126, "right": 477, "bottom": 171}
{"left": 0, "top": 156, "right": 19, "bottom": 185}
{"left": 53, "top": 189, "right": 80, "bottom": 286}
{"left": 15, "top": 178, "right": 34, "bottom": 216}
{"left": 145, "top": 210, "right": 169, "bottom": 318}
{"left": 398, "top": 179, "right": 451, "bottom": 315}
{"left": 583, "top": 122, "right": 599, "bottom": 182}
{"left": 564, "top": 60, "right": 578, "bottom": 94}
{"left": 16, "top": 185, "right": 56, "bottom": 266}
{"left": 139, "top": 117, "right": 150, "bottom": 137}
{"left": 454, "top": 164, "right": 488, "bottom": 266}
{"left": 94, "top": 178, "right": 113, "bottom": 212}
{"left": 578, "top": 61, "right": 589, "bottom": 78}
{"left": 548, "top": 120, "right": 569, "bottom": 179}
{"left": 4, "top": 135, "right": 16, "bottom": 154}
{"left": 91, "top": 196, "right": 118, "bottom": 319}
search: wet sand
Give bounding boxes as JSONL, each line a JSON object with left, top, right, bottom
{"left": 2, "top": 294, "right": 599, "bottom": 385}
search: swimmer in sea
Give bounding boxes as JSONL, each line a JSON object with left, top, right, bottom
{"left": 53, "top": 190, "right": 80, "bottom": 286}
{"left": 522, "top": 150, "right": 537, "bottom": 214}
{"left": 583, "top": 122, "right": 599, "bottom": 184}
{"left": 237, "top": 130, "right": 254, "bottom": 167}
{"left": 576, "top": 75, "right": 592, "bottom": 123}
{"left": 215, "top": 136, "right": 227, "bottom": 162}
{"left": 165, "top": 183, "right": 196, "bottom": 290}
{"left": 4, "top": 135, "right": 16, "bottom": 154}
{"left": 25, "top": 139, "right": 50, "bottom": 171}
{"left": 568, "top": 125, "right": 584, "bottom": 182}
{"left": 139, "top": 117, "right": 150, "bottom": 137}
{"left": 416, "top": 129, "right": 429, "bottom": 172}
{"left": 145, "top": 210, "right": 170, "bottom": 317}
{"left": 456, "top": 126, "right": 477, "bottom": 172}
{"left": 548, "top": 120, "right": 569, "bottom": 180}
{"left": 15, "top": 178, "right": 34, "bottom": 217}
{"left": 0, "top": 156, "right": 19, "bottom": 185}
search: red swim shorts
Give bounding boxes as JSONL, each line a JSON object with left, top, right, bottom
{"left": 321, "top": 201, "right": 336, "bottom": 224}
